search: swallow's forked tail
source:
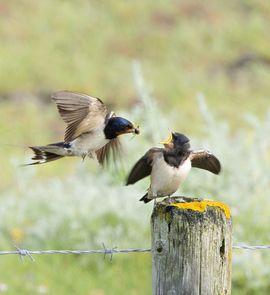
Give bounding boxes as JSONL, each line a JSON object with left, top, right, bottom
{"left": 139, "top": 193, "right": 152, "bottom": 203}
{"left": 26, "top": 142, "right": 67, "bottom": 165}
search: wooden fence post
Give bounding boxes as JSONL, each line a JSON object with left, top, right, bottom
{"left": 151, "top": 197, "right": 232, "bottom": 295}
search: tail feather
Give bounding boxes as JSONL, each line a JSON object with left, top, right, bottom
{"left": 25, "top": 142, "right": 66, "bottom": 165}
{"left": 139, "top": 193, "right": 152, "bottom": 203}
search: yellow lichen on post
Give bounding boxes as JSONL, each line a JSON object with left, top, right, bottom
{"left": 172, "top": 200, "right": 231, "bottom": 219}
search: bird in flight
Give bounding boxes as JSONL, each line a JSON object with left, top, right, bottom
{"left": 27, "top": 91, "right": 139, "bottom": 165}
{"left": 126, "top": 132, "right": 221, "bottom": 203}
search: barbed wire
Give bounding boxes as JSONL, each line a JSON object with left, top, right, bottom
{"left": 0, "top": 244, "right": 269, "bottom": 261}
{"left": 232, "top": 245, "right": 270, "bottom": 250}
{"left": 0, "top": 245, "right": 152, "bottom": 261}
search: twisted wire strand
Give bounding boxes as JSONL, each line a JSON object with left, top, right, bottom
{"left": 0, "top": 244, "right": 269, "bottom": 261}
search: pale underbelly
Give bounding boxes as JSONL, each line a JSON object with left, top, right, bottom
{"left": 151, "top": 174, "right": 183, "bottom": 197}
{"left": 69, "top": 131, "right": 109, "bottom": 157}
{"left": 149, "top": 158, "right": 191, "bottom": 198}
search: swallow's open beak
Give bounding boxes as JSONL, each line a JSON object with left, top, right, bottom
{"left": 125, "top": 126, "right": 140, "bottom": 135}
{"left": 160, "top": 133, "right": 173, "bottom": 148}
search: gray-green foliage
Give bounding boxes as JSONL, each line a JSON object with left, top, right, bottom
{"left": 1, "top": 65, "right": 270, "bottom": 294}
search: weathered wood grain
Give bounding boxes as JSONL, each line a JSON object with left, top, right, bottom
{"left": 151, "top": 197, "right": 232, "bottom": 295}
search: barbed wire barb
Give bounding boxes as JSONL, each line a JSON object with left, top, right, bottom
{"left": 102, "top": 243, "right": 117, "bottom": 262}
{"left": 14, "top": 245, "right": 35, "bottom": 262}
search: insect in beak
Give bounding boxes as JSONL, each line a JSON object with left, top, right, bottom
{"left": 134, "top": 125, "right": 140, "bottom": 135}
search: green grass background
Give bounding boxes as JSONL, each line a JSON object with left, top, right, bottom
{"left": 1, "top": 0, "right": 270, "bottom": 294}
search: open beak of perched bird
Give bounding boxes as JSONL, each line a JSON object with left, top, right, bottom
{"left": 160, "top": 132, "right": 174, "bottom": 149}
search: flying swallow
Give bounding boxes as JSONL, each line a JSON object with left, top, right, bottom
{"left": 27, "top": 91, "right": 139, "bottom": 165}
{"left": 126, "top": 132, "right": 221, "bottom": 203}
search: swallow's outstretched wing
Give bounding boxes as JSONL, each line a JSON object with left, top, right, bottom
{"left": 190, "top": 150, "right": 221, "bottom": 174}
{"left": 52, "top": 91, "right": 108, "bottom": 142}
{"left": 95, "top": 137, "right": 122, "bottom": 165}
{"left": 126, "top": 148, "right": 163, "bottom": 185}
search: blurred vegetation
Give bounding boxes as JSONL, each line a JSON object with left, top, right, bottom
{"left": 1, "top": 0, "right": 270, "bottom": 294}
{"left": 1, "top": 0, "right": 270, "bottom": 129}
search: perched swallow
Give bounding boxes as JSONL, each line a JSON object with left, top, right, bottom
{"left": 126, "top": 132, "right": 221, "bottom": 203}
{"left": 27, "top": 91, "right": 139, "bottom": 165}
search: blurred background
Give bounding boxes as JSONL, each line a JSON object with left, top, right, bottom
{"left": 1, "top": 0, "right": 270, "bottom": 294}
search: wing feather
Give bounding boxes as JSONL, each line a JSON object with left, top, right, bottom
{"left": 52, "top": 91, "right": 108, "bottom": 142}
{"left": 95, "top": 137, "right": 122, "bottom": 166}
{"left": 190, "top": 150, "right": 221, "bottom": 174}
{"left": 126, "top": 148, "right": 163, "bottom": 185}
